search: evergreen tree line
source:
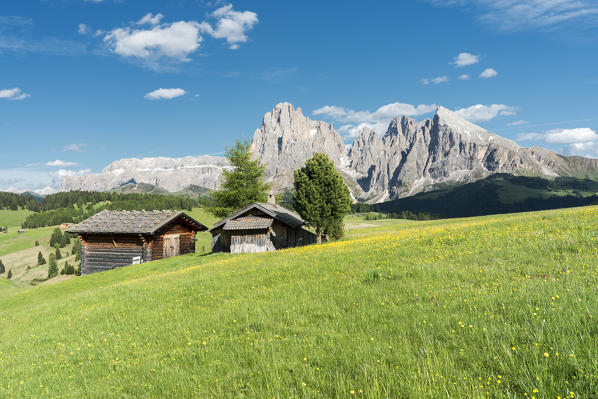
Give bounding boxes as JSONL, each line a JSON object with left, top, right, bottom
{"left": 0, "top": 192, "right": 41, "bottom": 211}
{"left": 1, "top": 190, "right": 198, "bottom": 214}
{"left": 22, "top": 194, "right": 198, "bottom": 229}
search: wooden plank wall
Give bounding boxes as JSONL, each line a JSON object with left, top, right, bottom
{"left": 81, "top": 234, "right": 144, "bottom": 275}
{"left": 229, "top": 230, "right": 274, "bottom": 253}
{"left": 211, "top": 220, "right": 317, "bottom": 253}
{"left": 152, "top": 223, "right": 196, "bottom": 260}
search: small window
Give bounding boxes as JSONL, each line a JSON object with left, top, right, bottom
{"left": 132, "top": 256, "right": 142, "bottom": 265}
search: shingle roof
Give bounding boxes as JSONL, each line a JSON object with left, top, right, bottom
{"left": 67, "top": 210, "right": 208, "bottom": 234}
{"left": 223, "top": 216, "right": 273, "bottom": 231}
{"left": 210, "top": 203, "right": 306, "bottom": 232}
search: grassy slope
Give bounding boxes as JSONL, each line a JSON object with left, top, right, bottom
{"left": 187, "top": 207, "right": 220, "bottom": 253}
{"left": 0, "top": 225, "right": 76, "bottom": 284}
{"left": 0, "top": 209, "right": 34, "bottom": 228}
{"left": 1, "top": 207, "right": 597, "bottom": 397}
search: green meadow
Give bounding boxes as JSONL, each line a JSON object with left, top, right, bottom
{"left": 0, "top": 206, "right": 596, "bottom": 398}
{"left": 0, "top": 209, "right": 33, "bottom": 228}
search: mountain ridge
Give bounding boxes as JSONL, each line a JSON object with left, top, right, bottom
{"left": 60, "top": 102, "right": 598, "bottom": 202}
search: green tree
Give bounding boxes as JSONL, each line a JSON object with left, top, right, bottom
{"left": 62, "top": 262, "right": 75, "bottom": 275}
{"left": 7, "top": 269, "right": 12, "bottom": 279}
{"left": 38, "top": 251, "right": 46, "bottom": 265}
{"left": 48, "top": 254, "right": 58, "bottom": 279}
{"left": 34, "top": 240, "right": 39, "bottom": 246}
{"left": 55, "top": 247, "right": 62, "bottom": 260}
{"left": 210, "top": 140, "right": 271, "bottom": 218}
{"left": 49, "top": 228, "right": 63, "bottom": 248}
{"left": 293, "top": 153, "right": 352, "bottom": 244}
{"left": 0, "top": 259, "right": 5, "bottom": 274}
{"left": 72, "top": 240, "right": 81, "bottom": 256}
{"left": 61, "top": 233, "right": 71, "bottom": 247}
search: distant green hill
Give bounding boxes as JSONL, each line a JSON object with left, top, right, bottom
{"left": 375, "top": 174, "right": 598, "bottom": 218}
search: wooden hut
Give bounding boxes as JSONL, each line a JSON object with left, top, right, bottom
{"left": 68, "top": 210, "right": 207, "bottom": 275}
{"left": 210, "top": 201, "right": 316, "bottom": 253}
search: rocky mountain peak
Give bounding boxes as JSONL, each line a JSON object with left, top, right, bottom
{"left": 251, "top": 102, "right": 346, "bottom": 192}
{"left": 61, "top": 102, "right": 598, "bottom": 205}
{"left": 433, "top": 106, "right": 519, "bottom": 149}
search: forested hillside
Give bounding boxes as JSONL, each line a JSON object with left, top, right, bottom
{"left": 0, "top": 191, "right": 200, "bottom": 228}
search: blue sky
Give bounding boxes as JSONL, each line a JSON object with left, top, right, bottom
{"left": 1, "top": 0, "right": 598, "bottom": 192}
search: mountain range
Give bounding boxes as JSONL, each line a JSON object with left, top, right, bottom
{"left": 61, "top": 102, "right": 598, "bottom": 203}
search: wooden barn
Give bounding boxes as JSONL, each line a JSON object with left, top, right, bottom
{"left": 68, "top": 210, "right": 207, "bottom": 275}
{"left": 210, "top": 200, "right": 316, "bottom": 253}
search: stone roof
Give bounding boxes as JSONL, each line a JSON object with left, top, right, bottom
{"left": 223, "top": 216, "right": 273, "bottom": 231}
{"left": 67, "top": 210, "right": 207, "bottom": 235}
{"left": 210, "top": 203, "right": 306, "bottom": 232}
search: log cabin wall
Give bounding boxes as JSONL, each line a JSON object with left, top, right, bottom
{"left": 229, "top": 229, "right": 274, "bottom": 253}
{"left": 152, "top": 223, "right": 196, "bottom": 261}
{"left": 80, "top": 234, "right": 144, "bottom": 275}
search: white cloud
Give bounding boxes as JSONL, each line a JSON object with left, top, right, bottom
{"left": 313, "top": 102, "right": 438, "bottom": 136}
{"left": 508, "top": 120, "right": 527, "bottom": 126}
{"left": 337, "top": 123, "right": 380, "bottom": 139}
{"left": 62, "top": 143, "right": 86, "bottom": 152}
{"left": 144, "top": 88, "right": 186, "bottom": 100}
{"left": 517, "top": 127, "right": 598, "bottom": 157}
{"left": 56, "top": 169, "right": 91, "bottom": 177}
{"left": 104, "top": 21, "right": 203, "bottom": 62}
{"left": 544, "top": 128, "right": 598, "bottom": 144}
{"left": 102, "top": 6, "right": 258, "bottom": 66}
{"left": 0, "top": 87, "right": 30, "bottom": 100}
{"left": 46, "top": 160, "right": 77, "bottom": 167}
{"left": 563, "top": 142, "right": 598, "bottom": 157}
{"left": 421, "top": 76, "right": 449, "bottom": 85}
{"left": 428, "top": 0, "right": 598, "bottom": 32}
{"left": 454, "top": 104, "right": 516, "bottom": 122}
{"left": 453, "top": 52, "right": 479, "bottom": 67}
{"left": 136, "top": 13, "right": 164, "bottom": 26}
{"left": 480, "top": 68, "right": 498, "bottom": 78}
{"left": 78, "top": 23, "right": 89, "bottom": 35}
{"left": 458, "top": 74, "right": 471, "bottom": 80}
{"left": 201, "top": 4, "right": 259, "bottom": 49}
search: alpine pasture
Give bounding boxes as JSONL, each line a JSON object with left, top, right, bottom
{"left": 0, "top": 206, "right": 596, "bottom": 398}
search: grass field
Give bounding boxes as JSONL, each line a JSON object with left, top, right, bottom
{"left": 1, "top": 206, "right": 597, "bottom": 397}
{"left": 187, "top": 207, "right": 220, "bottom": 253}
{"left": 0, "top": 209, "right": 34, "bottom": 228}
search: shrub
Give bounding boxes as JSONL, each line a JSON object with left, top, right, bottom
{"left": 38, "top": 251, "right": 46, "bottom": 265}
{"left": 0, "top": 259, "right": 4, "bottom": 274}
{"left": 7, "top": 269, "right": 12, "bottom": 279}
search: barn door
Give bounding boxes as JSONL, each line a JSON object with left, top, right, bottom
{"left": 163, "top": 234, "right": 180, "bottom": 258}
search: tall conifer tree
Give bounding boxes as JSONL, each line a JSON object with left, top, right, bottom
{"left": 210, "top": 140, "right": 271, "bottom": 218}
{"left": 293, "top": 153, "right": 352, "bottom": 244}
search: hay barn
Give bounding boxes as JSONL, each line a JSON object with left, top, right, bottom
{"left": 210, "top": 200, "right": 316, "bottom": 253}
{"left": 68, "top": 210, "right": 207, "bottom": 275}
